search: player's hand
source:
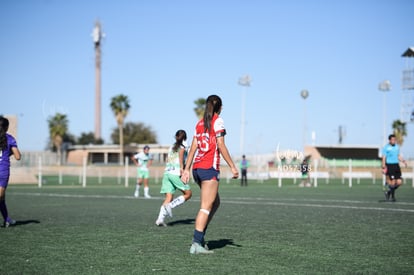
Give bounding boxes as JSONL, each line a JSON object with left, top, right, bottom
{"left": 181, "top": 170, "right": 190, "bottom": 184}
{"left": 231, "top": 167, "right": 239, "bottom": 179}
{"left": 382, "top": 167, "right": 387, "bottom": 175}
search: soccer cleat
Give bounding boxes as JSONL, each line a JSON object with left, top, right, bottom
{"left": 144, "top": 194, "right": 151, "bottom": 199}
{"left": 134, "top": 191, "right": 139, "bottom": 198}
{"left": 384, "top": 191, "right": 389, "bottom": 201}
{"left": 190, "top": 242, "right": 214, "bottom": 254}
{"left": 164, "top": 204, "right": 172, "bottom": 218}
{"left": 4, "top": 219, "right": 16, "bottom": 228}
{"left": 155, "top": 219, "right": 167, "bottom": 227}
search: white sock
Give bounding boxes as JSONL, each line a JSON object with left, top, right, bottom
{"left": 157, "top": 206, "right": 165, "bottom": 221}
{"left": 135, "top": 184, "right": 140, "bottom": 192}
{"left": 144, "top": 187, "right": 149, "bottom": 196}
{"left": 169, "top": 195, "right": 185, "bottom": 209}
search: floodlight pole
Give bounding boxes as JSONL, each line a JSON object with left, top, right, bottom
{"left": 238, "top": 75, "right": 251, "bottom": 157}
{"left": 300, "top": 90, "right": 309, "bottom": 151}
{"left": 378, "top": 80, "right": 391, "bottom": 145}
{"left": 93, "top": 21, "right": 103, "bottom": 140}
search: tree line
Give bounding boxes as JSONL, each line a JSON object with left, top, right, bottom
{"left": 47, "top": 95, "right": 206, "bottom": 163}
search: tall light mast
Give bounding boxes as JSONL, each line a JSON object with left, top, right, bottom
{"left": 238, "top": 75, "right": 251, "bottom": 156}
{"left": 401, "top": 47, "right": 414, "bottom": 123}
{"left": 92, "top": 21, "right": 104, "bottom": 140}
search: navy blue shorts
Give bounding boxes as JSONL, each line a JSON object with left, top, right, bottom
{"left": 386, "top": 164, "right": 402, "bottom": 180}
{"left": 192, "top": 168, "right": 220, "bottom": 185}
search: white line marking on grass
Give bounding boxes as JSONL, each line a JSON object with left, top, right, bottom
{"left": 229, "top": 196, "right": 414, "bottom": 206}
{"left": 223, "top": 200, "right": 414, "bottom": 213}
{"left": 11, "top": 192, "right": 414, "bottom": 213}
{"left": 11, "top": 192, "right": 162, "bottom": 200}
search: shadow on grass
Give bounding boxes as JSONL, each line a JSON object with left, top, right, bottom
{"left": 15, "top": 220, "right": 41, "bottom": 226}
{"left": 207, "top": 239, "right": 242, "bottom": 250}
{"left": 2, "top": 219, "right": 40, "bottom": 228}
{"left": 167, "top": 218, "right": 195, "bottom": 226}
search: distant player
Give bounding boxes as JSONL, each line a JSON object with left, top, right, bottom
{"left": 155, "top": 130, "right": 192, "bottom": 226}
{"left": 0, "top": 116, "right": 21, "bottom": 227}
{"left": 131, "top": 145, "right": 153, "bottom": 198}
{"left": 239, "top": 155, "right": 249, "bottom": 186}
{"left": 299, "top": 155, "right": 311, "bottom": 187}
{"left": 382, "top": 134, "right": 407, "bottom": 202}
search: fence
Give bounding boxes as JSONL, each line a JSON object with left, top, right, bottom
{"left": 9, "top": 152, "right": 414, "bottom": 188}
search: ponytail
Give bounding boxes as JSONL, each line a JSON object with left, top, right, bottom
{"left": 202, "top": 95, "right": 222, "bottom": 133}
{"left": 172, "top": 129, "right": 187, "bottom": 152}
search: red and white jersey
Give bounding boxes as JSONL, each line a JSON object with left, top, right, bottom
{"left": 193, "top": 114, "right": 226, "bottom": 170}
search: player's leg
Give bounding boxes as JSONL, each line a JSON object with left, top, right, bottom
{"left": 0, "top": 186, "right": 7, "bottom": 224}
{"left": 192, "top": 180, "right": 218, "bottom": 245}
{"left": 391, "top": 178, "right": 402, "bottom": 201}
{"left": 189, "top": 169, "right": 215, "bottom": 254}
{"left": 142, "top": 170, "right": 151, "bottom": 198}
{"left": 190, "top": 179, "right": 217, "bottom": 254}
{"left": 164, "top": 190, "right": 191, "bottom": 218}
{"left": 134, "top": 169, "right": 143, "bottom": 197}
{"left": 0, "top": 185, "right": 14, "bottom": 227}
{"left": 156, "top": 193, "right": 173, "bottom": 226}
{"left": 388, "top": 178, "right": 396, "bottom": 201}
{"left": 143, "top": 178, "right": 151, "bottom": 198}
{"left": 384, "top": 165, "right": 394, "bottom": 201}
{"left": 387, "top": 165, "right": 401, "bottom": 201}
{"left": 164, "top": 174, "right": 192, "bottom": 219}
{"left": 156, "top": 175, "right": 175, "bottom": 226}
{"left": 203, "top": 193, "right": 220, "bottom": 238}
{"left": 166, "top": 188, "right": 191, "bottom": 210}
{"left": 134, "top": 178, "right": 141, "bottom": 197}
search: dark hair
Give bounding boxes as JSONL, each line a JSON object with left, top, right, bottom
{"left": 172, "top": 129, "right": 187, "bottom": 152}
{"left": 0, "top": 116, "right": 9, "bottom": 151}
{"left": 203, "top": 95, "right": 222, "bottom": 133}
{"left": 388, "top": 134, "right": 395, "bottom": 140}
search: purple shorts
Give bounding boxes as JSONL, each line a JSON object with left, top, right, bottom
{"left": 192, "top": 168, "right": 220, "bottom": 185}
{"left": 0, "top": 177, "right": 9, "bottom": 188}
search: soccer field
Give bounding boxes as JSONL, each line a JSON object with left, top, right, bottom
{"left": 2, "top": 179, "right": 414, "bottom": 274}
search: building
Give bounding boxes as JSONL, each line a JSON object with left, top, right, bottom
{"left": 66, "top": 144, "right": 170, "bottom": 165}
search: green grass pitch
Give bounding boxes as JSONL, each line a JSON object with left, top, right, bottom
{"left": 2, "top": 178, "right": 414, "bottom": 274}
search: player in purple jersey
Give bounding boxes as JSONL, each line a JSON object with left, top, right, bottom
{"left": 0, "top": 116, "right": 21, "bottom": 227}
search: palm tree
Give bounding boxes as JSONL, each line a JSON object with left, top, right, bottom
{"left": 48, "top": 113, "right": 68, "bottom": 165}
{"left": 193, "top": 98, "right": 206, "bottom": 119}
{"left": 392, "top": 119, "right": 407, "bottom": 146}
{"left": 110, "top": 94, "right": 130, "bottom": 164}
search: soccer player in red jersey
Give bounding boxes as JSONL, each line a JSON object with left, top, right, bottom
{"left": 181, "top": 95, "right": 239, "bottom": 254}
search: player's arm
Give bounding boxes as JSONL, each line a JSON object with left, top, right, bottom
{"left": 11, "top": 146, "right": 21, "bottom": 161}
{"left": 381, "top": 155, "right": 387, "bottom": 173}
{"left": 181, "top": 137, "right": 197, "bottom": 183}
{"left": 217, "top": 136, "right": 239, "bottom": 179}
{"left": 130, "top": 155, "right": 138, "bottom": 165}
{"left": 399, "top": 154, "right": 408, "bottom": 167}
{"left": 179, "top": 147, "right": 185, "bottom": 174}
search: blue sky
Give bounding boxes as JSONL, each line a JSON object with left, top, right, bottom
{"left": 1, "top": 0, "right": 413, "bottom": 158}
